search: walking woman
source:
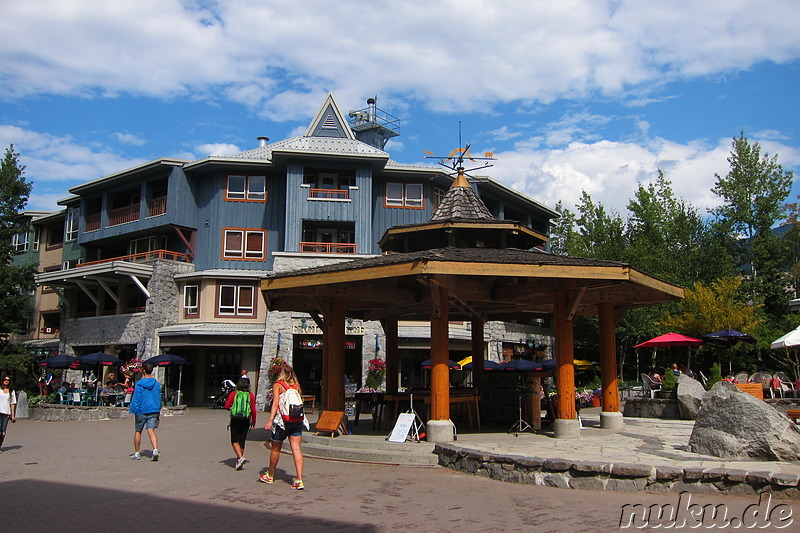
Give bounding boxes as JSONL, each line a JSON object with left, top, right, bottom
{"left": 258, "top": 364, "right": 305, "bottom": 489}
{"left": 0, "top": 374, "right": 17, "bottom": 453}
{"left": 224, "top": 377, "right": 256, "bottom": 470}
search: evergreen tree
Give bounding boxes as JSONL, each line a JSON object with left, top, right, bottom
{"left": 0, "top": 145, "right": 36, "bottom": 375}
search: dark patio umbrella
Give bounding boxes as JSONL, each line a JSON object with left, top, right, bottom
{"left": 702, "top": 329, "right": 756, "bottom": 376}
{"left": 39, "top": 354, "right": 78, "bottom": 369}
{"left": 462, "top": 360, "right": 502, "bottom": 370}
{"left": 74, "top": 352, "right": 123, "bottom": 369}
{"left": 500, "top": 359, "right": 543, "bottom": 371}
{"left": 421, "top": 359, "right": 459, "bottom": 369}
{"left": 147, "top": 354, "right": 188, "bottom": 405}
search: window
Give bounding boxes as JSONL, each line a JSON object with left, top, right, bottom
{"left": 65, "top": 210, "right": 78, "bottom": 241}
{"left": 47, "top": 223, "right": 64, "bottom": 249}
{"left": 217, "top": 285, "right": 255, "bottom": 317}
{"left": 11, "top": 232, "right": 28, "bottom": 252}
{"left": 223, "top": 229, "right": 265, "bottom": 260}
{"left": 385, "top": 182, "right": 424, "bottom": 208}
{"left": 226, "top": 175, "right": 267, "bottom": 201}
{"left": 184, "top": 285, "right": 199, "bottom": 317}
{"left": 33, "top": 228, "right": 40, "bottom": 250}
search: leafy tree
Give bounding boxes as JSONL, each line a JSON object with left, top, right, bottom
{"left": 706, "top": 362, "right": 722, "bottom": 391}
{"left": 711, "top": 133, "right": 793, "bottom": 318}
{"left": 0, "top": 145, "right": 37, "bottom": 377}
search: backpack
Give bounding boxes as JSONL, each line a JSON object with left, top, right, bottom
{"left": 229, "top": 391, "right": 251, "bottom": 422}
{"left": 277, "top": 381, "right": 304, "bottom": 422}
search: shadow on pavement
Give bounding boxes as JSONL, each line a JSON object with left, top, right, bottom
{"left": 3, "top": 480, "right": 377, "bottom": 532}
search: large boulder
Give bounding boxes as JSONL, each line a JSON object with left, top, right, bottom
{"left": 676, "top": 374, "right": 706, "bottom": 420}
{"left": 689, "top": 381, "right": 800, "bottom": 461}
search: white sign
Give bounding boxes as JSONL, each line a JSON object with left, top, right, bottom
{"left": 388, "top": 413, "right": 416, "bottom": 443}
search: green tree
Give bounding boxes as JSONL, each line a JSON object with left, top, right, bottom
{"left": 0, "top": 145, "right": 37, "bottom": 376}
{"left": 711, "top": 133, "right": 793, "bottom": 318}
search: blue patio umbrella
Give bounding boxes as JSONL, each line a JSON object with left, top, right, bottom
{"left": 147, "top": 354, "right": 188, "bottom": 405}
{"left": 421, "top": 359, "right": 459, "bottom": 369}
{"left": 702, "top": 329, "right": 756, "bottom": 376}
{"left": 39, "top": 354, "right": 78, "bottom": 369}
{"left": 500, "top": 359, "right": 543, "bottom": 371}
{"left": 74, "top": 352, "right": 123, "bottom": 369}
{"left": 462, "top": 360, "right": 502, "bottom": 370}
{"left": 541, "top": 358, "right": 556, "bottom": 370}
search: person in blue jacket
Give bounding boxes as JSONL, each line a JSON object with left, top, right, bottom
{"left": 129, "top": 361, "right": 162, "bottom": 461}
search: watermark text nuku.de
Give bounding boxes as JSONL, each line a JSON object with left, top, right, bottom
{"left": 619, "top": 492, "right": 793, "bottom": 529}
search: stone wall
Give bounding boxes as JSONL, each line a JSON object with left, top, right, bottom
{"left": 29, "top": 404, "right": 186, "bottom": 421}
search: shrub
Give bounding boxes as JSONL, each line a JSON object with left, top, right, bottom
{"left": 662, "top": 369, "right": 677, "bottom": 391}
{"left": 706, "top": 363, "right": 722, "bottom": 391}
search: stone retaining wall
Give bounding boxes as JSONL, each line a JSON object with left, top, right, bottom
{"left": 434, "top": 444, "right": 800, "bottom": 498}
{"left": 29, "top": 404, "right": 187, "bottom": 422}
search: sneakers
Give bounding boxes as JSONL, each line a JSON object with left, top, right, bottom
{"left": 291, "top": 479, "right": 304, "bottom": 490}
{"left": 129, "top": 452, "right": 141, "bottom": 460}
{"left": 235, "top": 457, "right": 246, "bottom": 470}
{"left": 258, "top": 472, "right": 274, "bottom": 484}
{"left": 151, "top": 449, "right": 159, "bottom": 461}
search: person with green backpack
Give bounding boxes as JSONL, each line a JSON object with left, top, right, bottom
{"left": 225, "top": 377, "right": 256, "bottom": 470}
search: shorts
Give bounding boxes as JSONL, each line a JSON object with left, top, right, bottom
{"left": 134, "top": 412, "right": 160, "bottom": 432}
{"left": 270, "top": 420, "right": 303, "bottom": 442}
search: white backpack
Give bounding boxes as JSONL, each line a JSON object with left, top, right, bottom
{"left": 278, "top": 381, "right": 304, "bottom": 422}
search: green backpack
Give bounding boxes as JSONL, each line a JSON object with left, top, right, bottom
{"left": 230, "top": 391, "right": 251, "bottom": 421}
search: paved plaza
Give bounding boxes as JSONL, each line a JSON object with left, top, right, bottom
{"left": 1, "top": 408, "right": 799, "bottom": 532}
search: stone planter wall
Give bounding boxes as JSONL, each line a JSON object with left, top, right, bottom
{"left": 623, "top": 398, "right": 681, "bottom": 419}
{"left": 29, "top": 404, "right": 187, "bottom": 422}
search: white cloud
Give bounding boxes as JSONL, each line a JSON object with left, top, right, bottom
{"left": 113, "top": 132, "right": 146, "bottom": 146}
{"left": 196, "top": 143, "right": 241, "bottom": 157}
{"left": 1, "top": 1, "right": 798, "bottom": 117}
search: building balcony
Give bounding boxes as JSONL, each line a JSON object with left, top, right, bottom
{"left": 108, "top": 204, "right": 140, "bottom": 226}
{"left": 308, "top": 188, "right": 350, "bottom": 200}
{"left": 299, "top": 242, "right": 357, "bottom": 254}
{"left": 147, "top": 196, "right": 167, "bottom": 217}
{"left": 85, "top": 213, "right": 101, "bottom": 232}
{"left": 78, "top": 249, "right": 191, "bottom": 268}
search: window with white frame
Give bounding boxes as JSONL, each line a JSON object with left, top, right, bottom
{"left": 183, "top": 285, "right": 199, "bottom": 317}
{"left": 217, "top": 285, "right": 255, "bottom": 317}
{"left": 65, "top": 210, "right": 79, "bottom": 241}
{"left": 33, "top": 227, "right": 40, "bottom": 250}
{"left": 223, "top": 229, "right": 265, "bottom": 260}
{"left": 385, "top": 182, "right": 424, "bottom": 208}
{"left": 11, "top": 231, "right": 28, "bottom": 252}
{"left": 226, "top": 175, "right": 267, "bottom": 201}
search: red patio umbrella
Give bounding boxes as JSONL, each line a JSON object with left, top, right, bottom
{"left": 634, "top": 333, "right": 703, "bottom": 376}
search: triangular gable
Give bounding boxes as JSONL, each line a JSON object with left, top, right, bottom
{"left": 305, "top": 92, "right": 356, "bottom": 140}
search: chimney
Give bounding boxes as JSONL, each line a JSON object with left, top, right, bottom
{"left": 257, "top": 136, "right": 269, "bottom": 147}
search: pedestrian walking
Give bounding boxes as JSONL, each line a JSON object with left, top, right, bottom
{"left": 225, "top": 377, "right": 256, "bottom": 470}
{"left": 129, "top": 361, "right": 161, "bottom": 461}
{"left": 259, "top": 364, "right": 306, "bottom": 489}
{"left": 0, "top": 374, "right": 17, "bottom": 452}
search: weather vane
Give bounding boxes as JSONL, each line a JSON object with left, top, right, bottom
{"left": 423, "top": 121, "right": 496, "bottom": 181}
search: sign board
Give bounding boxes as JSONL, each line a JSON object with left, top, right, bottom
{"left": 315, "top": 411, "right": 346, "bottom": 436}
{"left": 388, "top": 413, "right": 416, "bottom": 443}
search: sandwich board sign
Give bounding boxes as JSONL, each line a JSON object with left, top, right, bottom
{"left": 388, "top": 413, "right": 416, "bottom": 443}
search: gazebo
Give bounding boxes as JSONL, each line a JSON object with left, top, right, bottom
{"left": 261, "top": 170, "right": 684, "bottom": 441}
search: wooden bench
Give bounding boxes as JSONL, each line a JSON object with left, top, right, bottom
{"left": 787, "top": 409, "right": 800, "bottom": 424}
{"left": 735, "top": 382, "right": 764, "bottom": 400}
{"left": 301, "top": 395, "right": 316, "bottom": 411}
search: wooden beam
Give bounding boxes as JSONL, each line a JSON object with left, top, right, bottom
{"left": 128, "top": 275, "right": 150, "bottom": 299}
{"left": 566, "top": 287, "right": 586, "bottom": 321}
{"left": 382, "top": 316, "right": 399, "bottom": 394}
{"left": 429, "top": 282, "right": 450, "bottom": 421}
{"left": 75, "top": 281, "right": 99, "bottom": 306}
{"left": 327, "top": 297, "right": 346, "bottom": 411}
{"left": 554, "top": 290, "right": 576, "bottom": 420}
{"left": 598, "top": 302, "right": 620, "bottom": 413}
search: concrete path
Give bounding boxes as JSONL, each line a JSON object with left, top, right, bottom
{"left": 1, "top": 408, "right": 799, "bottom": 532}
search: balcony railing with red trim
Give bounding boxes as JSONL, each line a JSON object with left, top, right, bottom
{"left": 77, "top": 249, "right": 191, "bottom": 268}
{"left": 308, "top": 188, "right": 349, "bottom": 200}
{"left": 147, "top": 196, "right": 167, "bottom": 217}
{"left": 85, "top": 213, "right": 101, "bottom": 232}
{"left": 108, "top": 204, "right": 140, "bottom": 226}
{"left": 299, "top": 242, "right": 357, "bottom": 254}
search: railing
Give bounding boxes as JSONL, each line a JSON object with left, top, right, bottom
{"left": 77, "top": 249, "right": 191, "bottom": 268}
{"left": 147, "top": 196, "right": 167, "bottom": 217}
{"left": 108, "top": 204, "right": 140, "bottom": 226}
{"left": 308, "top": 188, "right": 349, "bottom": 200}
{"left": 85, "top": 213, "right": 101, "bottom": 232}
{"left": 299, "top": 242, "right": 357, "bottom": 254}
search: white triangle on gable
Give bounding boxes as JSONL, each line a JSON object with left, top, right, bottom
{"left": 305, "top": 92, "right": 356, "bottom": 140}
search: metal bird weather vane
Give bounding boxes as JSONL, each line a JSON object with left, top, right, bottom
{"left": 423, "top": 122, "right": 496, "bottom": 179}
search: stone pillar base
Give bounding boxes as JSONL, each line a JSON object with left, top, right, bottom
{"left": 426, "top": 419, "right": 456, "bottom": 443}
{"left": 553, "top": 418, "right": 581, "bottom": 438}
{"left": 600, "top": 410, "right": 624, "bottom": 430}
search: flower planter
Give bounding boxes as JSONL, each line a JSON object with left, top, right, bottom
{"left": 590, "top": 396, "right": 601, "bottom": 407}
{"left": 657, "top": 390, "right": 678, "bottom": 400}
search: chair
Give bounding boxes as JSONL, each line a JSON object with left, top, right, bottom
{"left": 734, "top": 372, "right": 749, "bottom": 384}
{"left": 58, "top": 392, "right": 72, "bottom": 405}
{"left": 698, "top": 371, "right": 708, "bottom": 387}
{"left": 72, "top": 392, "right": 87, "bottom": 406}
{"left": 774, "top": 372, "right": 796, "bottom": 398}
{"left": 117, "top": 392, "right": 132, "bottom": 407}
{"left": 752, "top": 372, "right": 774, "bottom": 398}
{"left": 641, "top": 373, "right": 661, "bottom": 399}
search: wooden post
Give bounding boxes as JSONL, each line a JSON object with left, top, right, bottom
{"left": 327, "top": 297, "right": 346, "bottom": 411}
{"left": 599, "top": 302, "right": 620, "bottom": 413}
{"left": 554, "top": 290, "right": 576, "bottom": 420}
{"left": 321, "top": 323, "right": 329, "bottom": 411}
{"left": 430, "top": 283, "right": 450, "bottom": 421}
{"left": 383, "top": 316, "right": 399, "bottom": 394}
{"left": 471, "top": 318, "right": 485, "bottom": 393}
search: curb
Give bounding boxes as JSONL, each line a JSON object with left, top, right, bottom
{"left": 434, "top": 444, "right": 800, "bottom": 498}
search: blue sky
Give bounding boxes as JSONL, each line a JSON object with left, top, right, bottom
{"left": 1, "top": 0, "right": 799, "bottom": 220}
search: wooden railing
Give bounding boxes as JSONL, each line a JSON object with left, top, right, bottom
{"left": 309, "top": 188, "right": 349, "bottom": 200}
{"left": 108, "top": 204, "right": 140, "bottom": 226}
{"left": 299, "top": 242, "right": 357, "bottom": 254}
{"left": 77, "top": 249, "right": 191, "bottom": 268}
{"left": 147, "top": 196, "right": 167, "bottom": 217}
{"left": 85, "top": 213, "right": 101, "bottom": 232}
